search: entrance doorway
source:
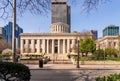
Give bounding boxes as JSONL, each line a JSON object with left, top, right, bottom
{"left": 55, "top": 47, "right": 58, "bottom": 53}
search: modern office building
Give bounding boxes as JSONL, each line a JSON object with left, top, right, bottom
{"left": 90, "top": 30, "right": 98, "bottom": 40}
{"left": 0, "top": 27, "right": 4, "bottom": 39}
{"left": 20, "top": 0, "right": 94, "bottom": 60}
{"left": 52, "top": 0, "right": 71, "bottom": 32}
{"left": 3, "top": 22, "right": 23, "bottom": 48}
{"left": 103, "top": 25, "right": 119, "bottom": 37}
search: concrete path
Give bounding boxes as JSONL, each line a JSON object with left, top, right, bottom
{"left": 30, "top": 69, "right": 120, "bottom": 81}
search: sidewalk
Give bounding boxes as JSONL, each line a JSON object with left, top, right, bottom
{"left": 26, "top": 64, "right": 120, "bottom": 70}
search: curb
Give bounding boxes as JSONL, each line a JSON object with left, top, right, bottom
{"left": 30, "top": 68, "right": 120, "bottom": 70}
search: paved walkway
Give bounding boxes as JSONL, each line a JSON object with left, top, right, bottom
{"left": 26, "top": 64, "right": 120, "bottom": 70}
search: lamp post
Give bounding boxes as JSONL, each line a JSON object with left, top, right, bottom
{"left": 12, "top": 0, "right": 16, "bottom": 62}
{"left": 77, "top": 37, "right": 80, "bottom": 68}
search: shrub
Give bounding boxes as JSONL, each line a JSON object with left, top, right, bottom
{"left": 67, "top": 54, "right": 77, "bottom": 59}
{"left": 93, "top": 49, "right": 105, "bottom": 60}
{"left": 0, "top": 54, "right": 12, "bottom": 58}
{"left": 2, "top": 48, "right": 12, "bottom": 54}
{"left": 21, "top": 54, "right": 42, "bottom": 59}
{"left": 96, "top": 73, "right": 120, "bottom": 81}
{"left": 0, "top": 62, "right": 31, "bottom": 81}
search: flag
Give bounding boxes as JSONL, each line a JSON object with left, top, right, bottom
{"left": 15, "top": 30, "right": 19, "bottom": 38}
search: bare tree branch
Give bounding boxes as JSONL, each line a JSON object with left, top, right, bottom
{"left": 0, "top": 0, "right": 111, "bottom": 20}
{"left": 82, "top": 0, "right": 110, "bottom": 13}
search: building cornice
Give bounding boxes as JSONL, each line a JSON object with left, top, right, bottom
{"left": 20, "top": 32, "right": 93, "bottom": 37}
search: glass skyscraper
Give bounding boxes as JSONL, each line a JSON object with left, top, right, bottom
{"left": 0, "top": 27, "right": 4, "bottom": 39}
{"left": 3, "top": 22, "right": 23, "bottom": 48}
{"left": 103, "top": 25, "right": 119, "bottom": 37}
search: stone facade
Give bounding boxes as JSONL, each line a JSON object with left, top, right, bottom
{"left": 20, "top": 32, "right": 93, "bottom": 55}
{"left": 20, "top": 0, "right": 94, "bottom": 60}
{"left": 96, "top": 36, "right": 119, "bottom": 50}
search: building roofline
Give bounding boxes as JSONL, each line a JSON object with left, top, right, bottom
{"left": 20, "top": 32, "right": 93, "bottom": 36}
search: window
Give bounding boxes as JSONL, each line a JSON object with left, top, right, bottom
{"left": 70, "top": 40, "right": 72, "bottom": 44}
{"left": 35, "top": 48, "right": 37, "bottom": 53}
{"left": 55, "top": 40, "right": 58, "bottom": 45}
{"left": 23, "top": 40, "right": 25, "bottom": 44}
{"left": 40, "top": 40, "right": 42, "bottom": 44}
{"left": 109, "top": 42, "right": 111, "bottom": 47}
{"left": 29, "top": 40, "right": 31, "bottom": 44}
{"left": 114, "top": 42, "right": 116, "bottom": 46}
{"left": 35, "top": 40, "right": 37, "bottom": 44}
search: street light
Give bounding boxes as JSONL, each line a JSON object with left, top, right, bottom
{"left": 77, "top": 37, "right": 80, "bottom": 68}
{"left": 12, "top": 0, "right": 16, "bottom": 62}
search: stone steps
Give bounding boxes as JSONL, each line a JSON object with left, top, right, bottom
{"left": 44, "top": 54, "right": 69, "bottom": 61}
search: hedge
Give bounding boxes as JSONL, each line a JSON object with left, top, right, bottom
{"left": 0, "top": 62, "right": 31, "bottom": 81}
{"left": 0, "top": 54, "right": 12, "bottom": 58}
{"left": 21, "top": 54, "right": 42, "bottom": 59}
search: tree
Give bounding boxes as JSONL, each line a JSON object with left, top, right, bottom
{"left": 80, "top": 38, "right": 96, "bottom": 56}
{"left": 0, "top": 39, "right": 11, "bottom": 53}
{"left": 93, "top": 49, "right": 104, "bottom": 60}
{"left": 80, "top": 38, "right": 96, "bottom": 57}
{"left": 105, "top": 48, "right": 118, "bottom": 57}
{"left": 0, "top": 0, "right": 50, "bottom": 19}
{"left": 0, "top": 0, "right": 110, "bottom": 19}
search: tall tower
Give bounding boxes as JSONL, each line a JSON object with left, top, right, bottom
{"left": 51, "top": 0, "right": 71, "bottom": 33}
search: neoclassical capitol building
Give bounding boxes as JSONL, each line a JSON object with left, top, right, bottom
{"left": 20, "top": 0, "right": 97, "bottom": 59}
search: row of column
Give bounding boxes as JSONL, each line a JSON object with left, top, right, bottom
{"left": 21, "top": 39, "right": 76, "bottom": 54}
{"left": 51, "top": 26, "right": 69, "bottom": 33}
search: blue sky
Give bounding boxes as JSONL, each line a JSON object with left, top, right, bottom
{"left": 0, "top": 0, "right": 120, "bottom": 37}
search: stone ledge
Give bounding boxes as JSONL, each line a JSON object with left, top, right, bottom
{"left": 79, "top": 61, "right": 120, "bottom": 65}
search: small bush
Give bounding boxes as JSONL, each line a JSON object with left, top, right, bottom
{"left": 2, "top": 48, "right": 12, "bottom": 54}
{"left": 21, "top": 54, "right": 42, "bottom": 59}
{"left": 96, "top": 73, "right": 120, "bottom": 81}
{"left": 67, "top": 54, "right": 77, "bottom": 59}
{"left": 0, "top": 62, "right": 31, "bottom": 81}
{"left": 0, "top": 54, "right": 12, "bottom": 58}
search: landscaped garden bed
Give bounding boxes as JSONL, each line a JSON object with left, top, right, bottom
{"left": 96, "top": 73, "right": 120, "bottom": 81}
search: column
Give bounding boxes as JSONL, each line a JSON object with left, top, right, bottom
{"left": 72, "top": 39, "right": 76, "bottom": 47}
{"left": 58, "top": 39, "right": 60, "bottom": 54}
{"left": 31, "top": 39, "right": 35, "bottom": 53}
{"left": 67, "top": 39, "right": 70, "bottom": 53}
{"left": 63, "top": 26, "right": 64, "bottom": 32}
{"left": 20, "top": 39, "right": 24, "bottom": 54}
{"left": 47, "top": 39, "right": 49, "bottom": 54}
{"left": 42, "top": 39, "right": 45, "bottom": 53}
{"left": 25, "top": 39, "right": 29, "bottom": 53}
{"left": 72, "top": 39, "right": 76, "bottom": 53}
{"left": 57, "top": 26, "right": 58, "bottom": 32}
{"left": 56, "top": 26, "right": 57, "bottom": 32}
{"left": 63, "top": 39, "right": 65, "bottom": 54}
{"left": 58, "top": 26, "right": 60, "bottom": 32}
{"left": 62, "top": 26, "right": 63, "bottom": 32}
{"left": 52, "top": 39, "right": 54, "bottom": 54}
{"left": 39, "top": 39, "right": 41, "bottom": 53}
{"left": 37, "top": 39, "right": 40, "bottom": 53}
{"left": 61, "top": 26, "right": 62, "bottom": 32}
